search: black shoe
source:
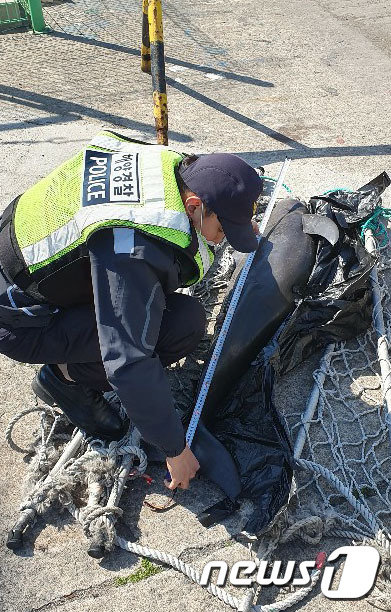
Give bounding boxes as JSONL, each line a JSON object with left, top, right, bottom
{"left": 32, "top": 365, "right": 127, "bottom": 441}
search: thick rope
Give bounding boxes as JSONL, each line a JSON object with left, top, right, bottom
{"left": 253, "top": 571, "right": 323, "bottom": 612}
{"left": 5, "top": 405, "right": 58, "bottom": 453}
{"left": 7, "top": 396, "right": 390, "bottom": 608}
{"left": 7, "top": 405, "right": 330, "bottom": 612}
{"left": 297, "top": 458, "right": 391, "bottom": 555}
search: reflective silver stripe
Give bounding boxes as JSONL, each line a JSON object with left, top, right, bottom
{"left": 22, "top": 218, "right": 80, "bottom": 267}
{"left": 89, "top": 133, "right": 177, "bottom": 155}
{"left": 197, "top": 233, "right": 212, "bottom": 277}
{"left": 76, "top": 205, "right": 190, "bottom": 234}
{"left": 21, "top": 307, "right": 35, "bottom": 317}
{"left": 140, "top": 149, "right": 165, "bottom": 210}
{"left": 7, "top": 285, "right": 35, "bottom": 316}
{"left": 89, "top": 134, "right": 143, "bottom": 153}
{"left": 7, "top": 285, "right": 17, "bottom": 309}
{"left": 22, "top": 206, "right": 191, "bottom": 266}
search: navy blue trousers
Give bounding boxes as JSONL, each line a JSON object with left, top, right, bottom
{"left": 0, "top": 292, "right": 206, "bottom": 391}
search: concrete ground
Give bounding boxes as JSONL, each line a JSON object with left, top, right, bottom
{"left": 0, "top": 0, "right": 390, "bottom": 611}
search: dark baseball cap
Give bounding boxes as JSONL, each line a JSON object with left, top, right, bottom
{"left": 179, "top": 153, "right": 262, "bottom": 252}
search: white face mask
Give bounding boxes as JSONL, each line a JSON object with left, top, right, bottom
{"left": 199, "top": 202, "right": 216, "bottom": 247}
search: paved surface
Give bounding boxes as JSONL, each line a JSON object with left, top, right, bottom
{"left": 0, "top": 0, "right": 391, "bottom": 611}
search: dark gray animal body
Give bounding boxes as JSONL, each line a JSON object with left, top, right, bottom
{"left": 200, "top": 198, "right": 316, "bottom": 426}
{"left": 189, "top": 199, "right": 320, "bottom": 528}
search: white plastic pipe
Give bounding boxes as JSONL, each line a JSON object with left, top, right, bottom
{"left": 293, "top": 343, "right": 335, "bottom": 459}
{"left": 47, "top": 430, "right": 84, "bottom": 479}
{"left": 364, "top": 229, "right": 391, "bottom": 443}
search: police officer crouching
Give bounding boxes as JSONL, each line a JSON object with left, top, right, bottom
{"left": 0, "top": 131, "right": 262, "bottom": 491}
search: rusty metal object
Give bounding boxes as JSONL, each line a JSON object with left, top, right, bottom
{"left": 152, "top": 91, "right": 168, "bottom": 145}
{"left": 141, "top": 0, "right": 151, "bottom": 74}
{"left": 147, "top": 0, "right": 164, "bottom": 43}
{"left": 140, "top": 0, "right": 168, "bottom": 145}
{"left": 149, "top": 0, "right": 168, "bottom": 145}
{"left": 143, "top": 489, "right": 177, "bottom": 512}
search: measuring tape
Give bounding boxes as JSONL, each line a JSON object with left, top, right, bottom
{"left": 186, "top": 158, "right": 292, "bottom": 447}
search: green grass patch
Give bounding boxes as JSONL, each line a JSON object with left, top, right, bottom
{"left": 115, "top": 559, "right": 164, "bottom": 586}
{"left": 352, "top": 486, "right": 375, "bottom": 499}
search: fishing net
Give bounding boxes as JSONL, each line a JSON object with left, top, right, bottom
{"left": 167, "top": 196, "right": 391, "bottom": 610}
{"left": 286, "top": 258, "right": 391, "bottom": 541}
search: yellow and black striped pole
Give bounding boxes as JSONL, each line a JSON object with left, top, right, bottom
{"left": 142, "top": 0, "right": 168, "bottom": 145}
{"left": 141, "top": 0, "right": 151, "bottom": 74}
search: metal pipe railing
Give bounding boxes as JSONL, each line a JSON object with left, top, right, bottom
{"left": 364, "top": 228, "right": 391, "bottom": 443}
{"left": 141, "top": 0, "right": 168, "bottom": 145}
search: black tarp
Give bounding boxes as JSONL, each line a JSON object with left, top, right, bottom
{"left": 272, "top": 172, "right": 390, "bottom": 374}
{"left": 196, "top": 172, "right": 390, "bottom": 536}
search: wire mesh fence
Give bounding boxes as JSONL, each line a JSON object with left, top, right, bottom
{"left": 40, "top": 0, "right": 236, "bottom": 74}
{"left": 0, "top": 0, "right": 46, "bottom": 32}
{"left": 0, "top": 0, "right": 28, "bottom": 31}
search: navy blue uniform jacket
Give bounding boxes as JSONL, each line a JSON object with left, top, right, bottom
{"left": 0, "top": 228, "right": 190, "bottom": 457}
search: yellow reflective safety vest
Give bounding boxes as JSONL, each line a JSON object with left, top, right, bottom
{"left": 0, "top": 131, "right": 214, "bottom": 305}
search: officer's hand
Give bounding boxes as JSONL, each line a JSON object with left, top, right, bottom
{"left": 251, "top": 219, "right": 260, "bottom": 236}
{"left": 164, "top": 444, "right": 200, "bottom": 491}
